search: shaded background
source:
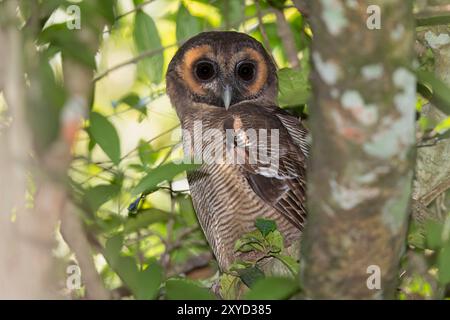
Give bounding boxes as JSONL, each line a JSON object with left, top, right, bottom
{"left": 0, "top": 0, "right": 450, "bottom": 299}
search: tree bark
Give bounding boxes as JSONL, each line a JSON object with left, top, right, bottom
{"left": 0, "top": 0, "right": 59, "bottom": 298}
{"left": 301, "top": 0, "right": 416, "bottom": 299}
{"left": 413, "top": 3, "right": 450, "bottom": 225}
{"left": 0, "top": 1, "right": 109, "bottom": 299}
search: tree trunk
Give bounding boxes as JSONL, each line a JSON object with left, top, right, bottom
{"left": 0, "top": 1, "right": 59, "bottom": 298}
{"left": 413, "top": 3, "right": 450, "bottom": 225}
{"left": 301, "top": 0, "right": 416, "bottom": 299}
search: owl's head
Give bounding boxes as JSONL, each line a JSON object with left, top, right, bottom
{"left": 166, "top": 31, "right": 277, "bottom": 114}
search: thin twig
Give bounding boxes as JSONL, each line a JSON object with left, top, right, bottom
{"left": 116, "top": 0, "right": 154, "bottom": 20}
{"left": 93, "top": 44, "right": 177, "bottom": 82}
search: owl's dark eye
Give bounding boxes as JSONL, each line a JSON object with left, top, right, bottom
{"left": 236, "top": 62, "right": 256, "bottom": 82}
{"left": 195, "top": 61, "right": 216, "bottom": 81}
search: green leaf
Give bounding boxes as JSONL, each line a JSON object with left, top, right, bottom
{"left": 84, "top": 184, "right": 120, "bottom": 212}
{"left": 39, "top": 23, "right": 96, "bottom": 68}
{"left": 271, "top": 254, "right": 299, "bottom": 276}
{"left": 95, "top": 0, "right": 116, "bottom": 25}
{"left": 417, "top": 71, "right": 450, "bottom": 115}
{"left": 176, "top": 194, "right": 197, "bottom": 226}
{"left": 89, "top": 112, "right": 121, "bottom": 165}
{"left": 219, "top": 273, "right": 241, "bottom": 300}
{"left": 237, "top": 266, "right": 265, "bottom": 288}
{"left": 105, "top": 234, "right": 124, "bottom": 266}
{"left": 176, "top": 3, "right": 204, "bottom": 42}
{"left": 407, "top": 220, "right": 426, "bottom": 249}
{"left": 416, "top": 13, "right": 450, "bottom": 27}
{"left": 244, "top": 277, "right": 299, "bottom": 300}
{"left": 438, "top": 244, "right": 450, "bottom": 285}
{"left": 123, "top": 208, "right": 170, "bottom": 233}
{"left": 165, "top": 279, "right": 215, "bottom": 300}
{"left": 133, "top": 11, "right": 164, "bottom": 84}
{"left": 214, "top": 0, "right": 244, "bottom": 28}
{"left": 234, "top": 230, "right": 265, "bottom": 253}
{"left": 132, "top": 162, "right": 199, "bottom": 195}
{"left": 267, "top": 0, "right": 287, "bottom": 10}
{"left": 266, "top": 230, "right": 284, "bottom": 253}
{"left": 138, "top": 139, "right": 158, "bottom": 167}
{"left": 135, "top": 260, "right": 163, "bottom": 299}
{"left": 105, "top": 235, "right": 163, "bottom": 299}
{"left": 278, "top": 67, "right": 311, "bottom": 107}
{"left": 114, "top": 256, "right": 141, "bottom": 293}
{"left": 255, "top": 218, "right": 277, "bottom": 237}
{"left": 425, "top": 220, "right": 444, "bottom": 250}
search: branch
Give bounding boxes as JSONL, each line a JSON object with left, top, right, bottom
{"left": 0, "top": 0, "right": 61, "bottom": 299}
{"left": 272, "top": 8, "right": 300, "bottom": 69}
{"left": 93, "top": 44, "right": 176, "bottom": 82}
{"left": 415, "top": 5, "right": 450, "bottom": 27}
{"left": 255, "top": 0, "right": 278, "bottom": 68}
{"left": 60, "top": 203, "right": 110, "bottom": 299}
{"left": 116, "top": 0, "right": 154, "bottom": 20}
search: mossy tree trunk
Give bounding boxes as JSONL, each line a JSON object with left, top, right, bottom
{"left": 301, "top": 0, "right": 416, "bottom": 299}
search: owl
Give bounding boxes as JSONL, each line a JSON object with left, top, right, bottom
{"left": 166, "top": 31, "right": 308, "bottom": 271}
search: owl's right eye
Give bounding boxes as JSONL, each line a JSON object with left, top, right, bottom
{"left": 194, "top": 61, "right": 216, "bottom": 81}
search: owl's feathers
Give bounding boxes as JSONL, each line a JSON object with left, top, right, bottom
{"left": 166, "top": 31, "right": 308, "bottom": 270}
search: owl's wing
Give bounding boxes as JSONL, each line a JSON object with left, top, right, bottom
{"left": 274, "top": 108, "right": 310, "bottom": 158}
{"left": 225, "top": 106, "right": 308, "bottom": 230}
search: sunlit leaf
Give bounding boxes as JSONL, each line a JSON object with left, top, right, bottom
{"left": 123, "top": 208, "right": 171, "bottom": 233}
{"left": 39, "top": 23, "right": 96, "bottom": 68}
{"left": 105, "top": 234, "right": 124, "bottom": 266}
{"left": 176, "top": 3, "right": 204, "bottom": 42}
{"left": 132, "top": 162, "right": 199, "bottom": 195}
{"left": 176, "top": 194, "right": 197, "bottom": 226}
{"left": 417, "top": 70, "right": 450, "bottom": 115}
{"left": 278, "top": 67, "right": 310, "bottom": 107}
{"left": 105, "top": 235, "right": 163, "bottom": 299}
{"left": 138, "top": 139, "right": 158, "bottom": 167}
{"left": 266, "top": 230, "right": 283, "bottom": 253}
{"left": 114, "top": 93, "right": 147, "bottom": 117}
{"left": 133, "top": 11, "right": 164, "bottom": 84}
{"left": 214, "top": 0, "right": 245, "bottom": 28}
{"left": 234, "top": 230, "right": 265, "bottom": 253}
{"left": 136, "top": 260, "right": 163, "bottom": 300}
{"left": 219, "top": 273, "right": 241, "bottom": 300}
{"left": 84, "top": 184, "right": 120, "bottom": 212}
{"left": 89, "top": 112, "right": 121, "bottom": 165}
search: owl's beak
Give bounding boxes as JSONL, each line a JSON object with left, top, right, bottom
{"left": 222, "top": 85, "right": 232, "bottom": 110}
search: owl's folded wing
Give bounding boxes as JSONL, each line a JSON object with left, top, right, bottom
{"left": 229, "top": 108, "right": 308, "bottom": 230}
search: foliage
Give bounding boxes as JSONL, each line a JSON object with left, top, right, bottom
{"left": 1, "top": 0, "right": 450, "bottom": 300}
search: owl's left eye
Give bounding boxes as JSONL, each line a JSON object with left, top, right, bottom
{"left": 236, "top": 61, "right": 256, "bottom": 82}
{"left": 194, "top": 61, "right": 216, "bottom": 81}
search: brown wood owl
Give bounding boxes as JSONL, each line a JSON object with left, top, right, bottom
{"left": 166, "top": 31, "right": 308, "bottom": 271}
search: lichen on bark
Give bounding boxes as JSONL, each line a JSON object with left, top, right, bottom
{"left": 301, "top": 0, "right": 416, "bottom": 299}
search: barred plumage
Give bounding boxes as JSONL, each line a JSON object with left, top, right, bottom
{"left": 166, "top": 31, "right": 308, "bottom": 270}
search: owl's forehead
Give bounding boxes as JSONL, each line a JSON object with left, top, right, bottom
{"left": 182, "top": 42, "right": 264, "bottom": 68}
